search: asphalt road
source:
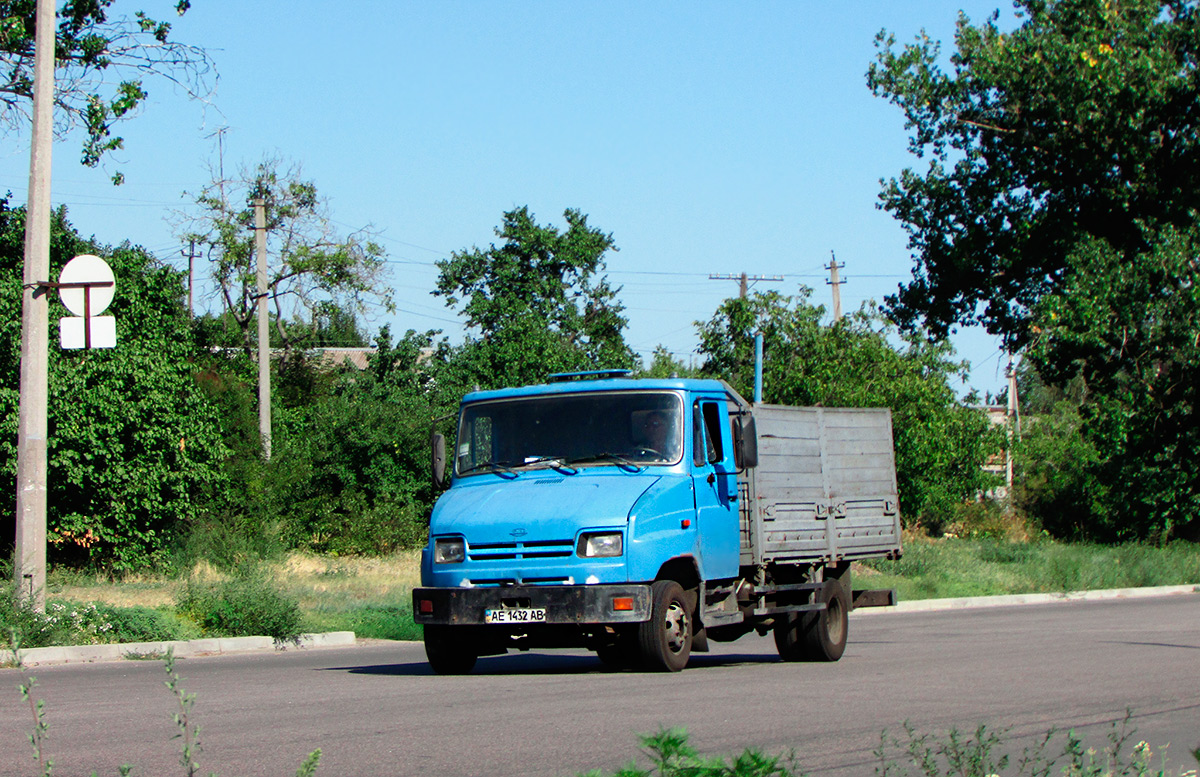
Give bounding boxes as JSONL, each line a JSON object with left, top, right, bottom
{"left": 2, "top": 595, "right": 1198, "bottom": 777}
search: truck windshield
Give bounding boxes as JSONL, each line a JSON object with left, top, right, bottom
{"left": 455, "top": 391, "right": 683, "bottom": 476}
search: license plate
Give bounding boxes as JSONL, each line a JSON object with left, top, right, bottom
{"left": 484, "top": 607, "right": 547, "bottom": 624}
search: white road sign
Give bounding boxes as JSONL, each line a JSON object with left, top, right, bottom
{"left": 58, "top": 254, "right": 116, "bottom": 349}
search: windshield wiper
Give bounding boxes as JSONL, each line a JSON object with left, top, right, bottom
{"left": 565, "top": 453, "right": 643, "bottom": 473}
{"left": 522, "top": 456, "right": 579, "bottom": 475}
{"left": 458, "top": 460, "right": 519, "bottom": 479}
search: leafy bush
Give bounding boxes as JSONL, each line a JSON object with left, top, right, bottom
{"left": 1012, "top": 399, "right": 1105, "bottom": 540}
{"left": 173, "top": 512, "right": 288, "bottom": 574}
{"left": 0, "top": 559, "right": 114, "bottom": 648}
{"left": 942, "top": 501, "right": 1035, "bottom": 543}
{"left": 176, "top": 567, "right": 302, "bottom": 642}
{"left": 0, "top": 204, "right": 232, "bottom": 571}
{"left": 285, "top": 491, "right": 428, "bottom": 556}
{"left": 1, "top": 599, "right": 114, "bottom": 649}
{"left": 94, "top": 604, "right": 199, "bottom": 643}
{"left": 188, "top": 327, "right": 444, "bottom": 563}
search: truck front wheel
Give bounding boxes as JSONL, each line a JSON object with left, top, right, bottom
{"left": 423, "top": 625, "right": 478, "bottom": 675}
{"left": 774, "top": 578, "right": 849, "bottom": 662}
{"left": 637, "top": 580, "right": 693, "bottom": 672}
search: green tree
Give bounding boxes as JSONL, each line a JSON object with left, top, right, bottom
{"left": 178, "top": 157, "right": 392, "bottom": 359}
{"left": 1021, "top": 223, "right": 1200, "bottom": 539}
{"left": 868, "top": 0, "right": 1200, "bottom": 343}
{"left": 255, "top": 326, "right": 451, "bottom": 554}
{"left": 434, "top": 206, "right": 634, "bottom": 388}
{"left": 0, "top": 200, "right": 229, "bottom": 569}
{"left": 0, "top": 0, "right": 214, "bottom": 183}
{"left": 635, "top": 345, "right": 699, "bottom": 379}
{"left": 870, "top": 1, "right": 1200, "bottom": 540}
{"left": 696, "top": 289, "right": 1000, "bottom": 530}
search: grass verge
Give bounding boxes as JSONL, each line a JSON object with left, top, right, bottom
{"left": 29, "top": 551, "right": 424, "bottom": 646}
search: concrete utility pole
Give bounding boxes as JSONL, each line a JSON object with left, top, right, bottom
{"left": 708, "top": 272, "right": 784, "bottom": 299}
{"left": 15, "top": 0, "right": 56, "bottom": 611}
{"left": 1005, "top": 356, "right": 1020, "bottom": 501}
{"left": 254, "top": 199, "right": 272, "bottom": 460}
{"left": 826, "top": 252, "right": 845, "bottom": 322}
{"left": 185, "top": 239, "right": 199, "bottom": 318}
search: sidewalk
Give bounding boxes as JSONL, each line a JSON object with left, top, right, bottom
{"left": 853, "top": 582, "right": 1200, "bottom": 615}
{"left": 6, "top": 631, "right": 357, "bottom": 668}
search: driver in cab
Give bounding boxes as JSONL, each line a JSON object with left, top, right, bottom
{"left": 636, "top": 410, "right": 679, "bottom": 462}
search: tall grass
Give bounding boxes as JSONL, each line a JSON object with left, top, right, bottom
{"left": 859, "top": 539, "right": 1200, "bottom": 601}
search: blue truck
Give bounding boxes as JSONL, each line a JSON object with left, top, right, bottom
{"left": 413, "top": 371, "right": 901, "bottom": 673}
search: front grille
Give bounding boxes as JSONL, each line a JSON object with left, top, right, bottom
{"left": 468, "top": 539, "right": 574, "bottom": 561}
{"left": 467, "top": 576, "right": 574, "bottom": 587}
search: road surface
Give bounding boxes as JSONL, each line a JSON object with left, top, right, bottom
{"left": 1, "top": 594, "right": 1197, "bottom": 777}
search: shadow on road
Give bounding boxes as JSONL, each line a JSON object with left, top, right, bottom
{"left": 324, "top": 650, "right": 780, "bottom": 676}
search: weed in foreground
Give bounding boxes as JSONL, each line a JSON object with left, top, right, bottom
{"left": 12, "top": 637, "right": 320, "bottom": 776}
{"left": 16, "top": 639, "right": 54, "bottom": 777}
{"left": 873, "top": 714, "right": 1200, "bottom": 777}
{"left": 578, "top": 724, "right": 1200, "bottom": 777}
{"left": 578, "top": 728, "right": 800, "bottom": 777}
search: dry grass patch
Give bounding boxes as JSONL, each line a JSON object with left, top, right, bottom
{"left": 49, "top": 574, "right": 178, "bottom": 610}
{"left": 275, "top": 551, "right": 422, "bottom": 610}
{"left": 46, "top": 551, "right": 422, "bottom": 614}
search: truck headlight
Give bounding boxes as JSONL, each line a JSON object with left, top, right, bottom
{"left": 578, "top": 532, "right": 623, "bottom": 558}
{"left": 434, "top": 537, "right": 465, "bottom": 564}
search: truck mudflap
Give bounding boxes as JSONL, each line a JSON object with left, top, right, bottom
{"left": 413, "top": 584, "right": 653, "bottom": 626}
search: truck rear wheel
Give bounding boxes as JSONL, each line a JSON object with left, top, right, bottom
{"left": 423, "top": 625, "right": 478, "bottom": 675}
{"left": 774, "top": 578, "right": 849, "bottom": 662}
{"left": 637, "top": 580, "right": 692, "bottom": 672}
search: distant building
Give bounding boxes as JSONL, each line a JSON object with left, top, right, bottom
{"left": 312, "top": 347, "right": 374, "bottom": 371}
{"left": 979, "top": 404, "right": 1010, "bottom": 500}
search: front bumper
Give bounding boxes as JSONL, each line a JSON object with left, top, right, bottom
{"left": 413, "top": 584, "right": 653, "bottom": 626}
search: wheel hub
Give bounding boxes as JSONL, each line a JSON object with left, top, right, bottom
{"left": 664, "top": 601, "right": 689, "bottom": 653}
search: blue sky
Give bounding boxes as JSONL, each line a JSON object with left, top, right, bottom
{"left": 1, "top": 2, "right": 1018, "bottom": 396}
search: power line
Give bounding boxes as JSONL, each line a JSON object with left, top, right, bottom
{"left": 708, "top": 272, "right": 785, "bottom": 298}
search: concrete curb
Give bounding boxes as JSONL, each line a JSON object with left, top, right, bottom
{"left": 853, "top": 583, "right": 1200, "bottom": 616}
{"left": 6, "top": 631, "right": 357, "bottom": 668}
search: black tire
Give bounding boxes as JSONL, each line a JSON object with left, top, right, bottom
{"left": 423, "top": 625, "right": 478, "bottom": 675}
{"left": 773, "top": 578, "right": 849, "bottom": 662}
{"left": 636, "top": 580, "right": 693, "bottom": 672}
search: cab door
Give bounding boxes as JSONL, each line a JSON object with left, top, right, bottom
{"left": 691, "top": 398, "right": 740, "bottom": 580}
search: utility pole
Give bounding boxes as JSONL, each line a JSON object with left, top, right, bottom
{"left": 708, "top": 272, "right": 784, "bottom": 299}
{"left": 1005, "top": 356, "right": 1020, "bottom": 503}
{"left": 15, "top": 0, "right": 56, "bottom": 611}
{"left": 826, "top": 251, "right": 845, "bottom": 322}
{"left": 254, "top": 198, "right": 272, "bottom": 460}
{"left": 184, "top": 239, "right": 199, "bottom": 318}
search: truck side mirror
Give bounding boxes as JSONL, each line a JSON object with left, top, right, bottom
{"left": 431, "top": 432, "right": 447, "bottom": 487}
{"left": 735, "top": 415, "right": 758, "bottom": 469}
